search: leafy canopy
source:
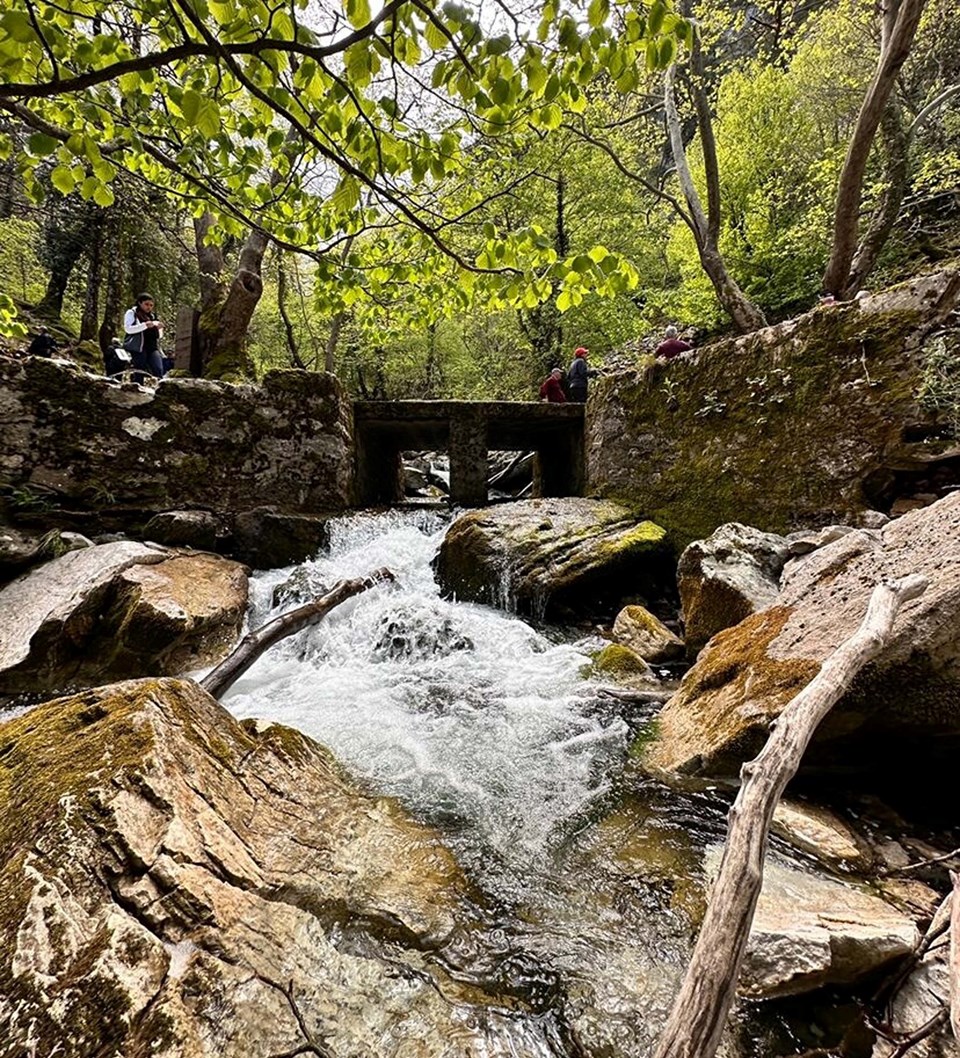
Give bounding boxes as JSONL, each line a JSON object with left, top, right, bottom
{"left": 0, "top": 0, "right": 691, "bottom": 331}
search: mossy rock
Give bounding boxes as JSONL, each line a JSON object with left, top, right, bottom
{"left": 594, "top": 643, "right": 652, "bottom": 676}
{"left": 435, "top": 497, "right": 673, "bottom": 619}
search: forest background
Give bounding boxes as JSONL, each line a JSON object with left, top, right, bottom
{"left": 0, "top": 0, "right": 957, "bottom": 400}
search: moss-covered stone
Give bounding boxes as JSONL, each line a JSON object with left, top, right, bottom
{"left": 586, "top": 267, "right": 960, "bottom": 548}
{"left": 594, "top": 643, "right": 651, "bottom": 675}
{"left": 435, "top": 497, "right": 672, "bottom": 619}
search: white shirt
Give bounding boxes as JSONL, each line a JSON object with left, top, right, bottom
{"left": 124, "top": 307, "right": 162, "bottom": 336}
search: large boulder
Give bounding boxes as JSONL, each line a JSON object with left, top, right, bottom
{"left": 677, "top": 523, "right": 792, "bottom": 655}
{"left": 645, "top": 492, "right": 960, "bottom": 779}
{"left": 0, "top": 541, "right": 248, "bottom": 694}
{"left": 230, "top": 506, "right": 330, "bottom": 568}
{"left": 586, "top": 266, "right": 960, "bottom": 545}
{"left": 0, "top": 678, "right": 565, "bottom": 1057}
{"left": 737, "top": 857, "right": 918, "bottom": 998}
{"left": 434, "top": 497, "right": 670, "bottom": 618}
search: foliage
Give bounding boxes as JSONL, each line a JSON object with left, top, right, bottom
{"left": 0, "top": 0, "right": 691, "bottom": 331}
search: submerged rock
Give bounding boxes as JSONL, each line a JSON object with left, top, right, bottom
{"left": 435, "top": 497, "right": 670, "bottom": 618}
{"left": 0, "top": 541, "right": 247, "bottom": 693}
{"left": 0, "top": 678, "right": 567, "bottom": 1057}
{"left": 677, "top": 523, "right": 791, "bottom": 656}
{"left": 645, "top": 492, "right": 960, "bottom": 779}
{"left": 771, "top": 800, "right": 873, "bottom": 872}
{"left": 612, "top": 604, "right": 685, "bottom": 662}
{"left": 739, "top": 857, "right": 918, "bottom": 998}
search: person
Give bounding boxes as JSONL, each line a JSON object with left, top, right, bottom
{"left": 566, "top": 346, "right": 599, "bottom": 402}
{"left": 123, "top": 293, "right": 165, "bottom": 381}
{"left": 539, "top": 367, "right": 567, "bottom": 403}
{"left": 103, "top": 336, "right": 132, "bottom": 378}
{"left": 27, "top": 327, "right": 58, "bottom": 358}
{"left": 654, "top": 325, "right": 692, "bottom": 361}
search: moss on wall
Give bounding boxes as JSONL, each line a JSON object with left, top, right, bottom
{"left": 586, "top": 268, "right": 960, "bottom": 549}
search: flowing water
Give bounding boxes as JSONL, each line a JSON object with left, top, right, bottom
{"left": 220, "top": 509, "right": 837, "bottom": 1057}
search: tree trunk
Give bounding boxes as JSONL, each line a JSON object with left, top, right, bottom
{"left": 822, "top": 0, "right": 928, "bottom": 298}
{"left": 664, "top": 66, "right": 767, "bottom": 333}
{"left": 276, "top": 252, "right": 306, "bottom": 369}
{"left": 79, "top": 215, "right": 103, "bottom": 342}
{"left": 36, "top": 250, "right": 80, "bottom": 319}
{"left": 652, "top": 573, "right": 929, "bottom": 1058}
{"left": 201, "top": 568, "right": 395, "bottom": 699}
{"left": 98, "top": 209, "right": 125, "bottom": 352}
{"left": 194, "top": 212, "right": 227, "bottom": 310}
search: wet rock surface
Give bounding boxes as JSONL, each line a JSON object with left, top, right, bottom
{"left": 435, "top": 497, "right": 671, "bottom": 618}
{"left": 0, "top": 541, "right": 248, "bottom": 693}
{"left": 645, "top": 492, "right": 960, "bottom": 779}
{"left": 0, "top": 678, "right": 575, "bottom": 1058}
{"left": 739, "top": 857, "right": 918, "bottom": 998}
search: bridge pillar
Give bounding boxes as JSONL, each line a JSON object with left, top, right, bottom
{"left": 448, "top": 415, "right": 488, "bottom": 507}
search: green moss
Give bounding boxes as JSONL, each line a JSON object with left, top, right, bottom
{"left": 594, "top": 643, "right": 650, "bottom": 675}
{"left": 643, "top": 606, "right": 821, "bottom": 775}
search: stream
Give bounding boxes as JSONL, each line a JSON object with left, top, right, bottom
{"left": 220, "top": 509, "right": 855, "bottom": 1057}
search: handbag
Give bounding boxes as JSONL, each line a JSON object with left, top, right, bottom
{"left": 122, "top": 333, "right": 141, "bottom": 355}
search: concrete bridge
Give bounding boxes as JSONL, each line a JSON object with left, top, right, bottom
{"left": 353, "top": 401, "right": 585, "bottom": 506}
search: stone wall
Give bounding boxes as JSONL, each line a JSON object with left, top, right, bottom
{"left": 585, "top": 267, "right": 960, "bottom": 547}
{"left": 0, "top": 358, "right": 353, "bottom": 523}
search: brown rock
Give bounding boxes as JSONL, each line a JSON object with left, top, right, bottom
{"left": 0, "top": 679, "right": 558, "bottom": 1057}
{"left": 644, "top": 492, "right": 960, "bottom": 778}
{"left": 612, "top": 604, "right": 685, "bottom": 662}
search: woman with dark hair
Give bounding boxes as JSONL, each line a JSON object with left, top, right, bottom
{"left": 123, "top": 293, "right": 165, "bottom": 381}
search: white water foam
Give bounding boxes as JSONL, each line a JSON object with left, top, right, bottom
{"left": 222, "top": 509, "right": 628, "bottom": 895}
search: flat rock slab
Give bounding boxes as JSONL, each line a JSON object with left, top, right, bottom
{"left": 435, "top": 497, "right": 670, "bottom": 618}
{"left": 645, "top": 492, "right": 960, "bottom": 778}
{"left": 0, "top": 678, "right": 564, "bottom": 1057}
{"left": 0, "top": 540, "right": 248, "bottom": 693}
{"left": 738, "top": 857, "right": 918, "bottom": 998}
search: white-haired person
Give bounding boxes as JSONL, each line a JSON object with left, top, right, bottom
{"left": 654, "top": 325, "right": 692, "bottom": 361}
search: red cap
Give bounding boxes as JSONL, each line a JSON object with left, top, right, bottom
{"left": 574, "top": 346, "right": 588, "bottom": 358}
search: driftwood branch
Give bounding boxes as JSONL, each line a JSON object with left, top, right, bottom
{"left": 201, "top": 567, "right": 396, "bottom": 699}
{"left": 951, "top": 872, "right": 960, "bottom": 1041}
{"left": 652, "top": 574, "right": 929, "bottom": 1058}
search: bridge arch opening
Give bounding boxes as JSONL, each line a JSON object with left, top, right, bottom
{"left": 353, "top": 401, "right": 585, "bottom": 507}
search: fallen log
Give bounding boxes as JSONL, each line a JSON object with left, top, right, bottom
{"left": 201, "top": 567, "right": 396, "bottom": 699}
{"left": 652, "top": 574, "right": 929, "bottom": 1058}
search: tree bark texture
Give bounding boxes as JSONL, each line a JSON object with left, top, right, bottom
{"left": 663, "top": 66, "right": 767, "bottom": 333}
{"left": 652, "top": 573, "right": 929, "bottom": 1058}
{"left": 277, "top": 253, "right": 306, "bottom": 369}
{"left": 822, "top": 0, "right": 928, "bottom": 298}
{"left": 98, "top": 208, "right": 125, "bottom": 353}
{"left": 200, "top": 568, "right": 395, "bottom": 700}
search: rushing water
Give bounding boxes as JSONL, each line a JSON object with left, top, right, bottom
{"left": 220, "top": 509, "right": 846, "bottom": 1057}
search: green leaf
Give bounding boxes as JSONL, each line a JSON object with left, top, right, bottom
{"left": 345, "top": 0, "right": 371, "bottom": 29}
{"left": 557, "top": 288, "right": 573, "bottom": 312}
{"left": 93, "top": 183, "right": 115, "bottom": 207}
{"left": 27, "top": 133, "right": 59, "bottom": 157}
{"left": 539, "top": 103, "right": 562, "bottom": 129}
{"left": 331, "top": 174, "right": 360, "bottom": 212}
{"left": 424, "top": 19, "right": 447, "bottom": 50}
{"left": 659, "top": 36, "right": 676, "bottom": 66}
{"left": 587, "top": 0, "right": 608, "bottom": 28}
{"left": 648, "top": 1, "right": 666, "bottom": 35}
{"left": 50, "top": 165, "right": 75, "bottom": 195}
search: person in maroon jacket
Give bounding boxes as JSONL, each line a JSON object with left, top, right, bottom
{"left": 654, "top": 325, "right": 692, "bottom": 360}
{"left": 539, "top": 367, "right": 567, "bottom": 403}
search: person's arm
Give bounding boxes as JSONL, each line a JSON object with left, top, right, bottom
{"left": 123, "top": 308, "right": 148, "bottom": 334}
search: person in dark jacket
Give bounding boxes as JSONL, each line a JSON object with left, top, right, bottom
{"left": 123, "top": 293, "right": 165, "bottom": 381}
{"left": 654, "top": 325, "right": 692, "bottom": 360}
{"left": 539, "top": 367, "right": 567, "bottom": 403}
{"left": 27, "top": 327, "right": 58, "bottom": 358}
{"left": 566, "top": 346, "right": 597, "bottom": 401}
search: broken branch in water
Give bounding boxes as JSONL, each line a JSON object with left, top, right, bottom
{"left": 201, "top": 567, "right": 396, "bottom": 699}
{"left": 651, "top": 574, "right": 929, "bottom": 1058}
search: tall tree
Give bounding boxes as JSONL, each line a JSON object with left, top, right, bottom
{"left": 822, "top": 0, "right": 929, "bottom": 298}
